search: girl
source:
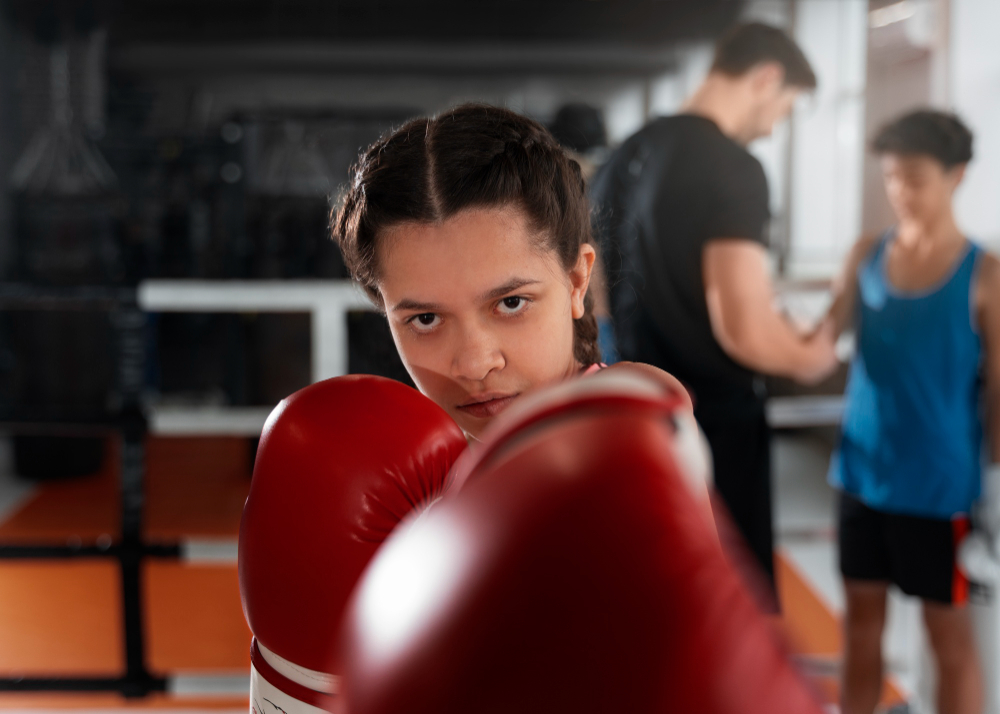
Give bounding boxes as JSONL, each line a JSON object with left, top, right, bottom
{"left": 331, "top": 103, "right": 688, "bottom": 440}
{"left": 824, "top": 110, "right": 998, "bottom": 714}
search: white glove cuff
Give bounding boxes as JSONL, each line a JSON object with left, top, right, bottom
{"left": 959, "top": 531, "right": 1000, "bottom": 584}
{"left": 975, "top": 464, "right": 1000, "bottom": 535}
{"left": 984, "top": 463, "right": 1000, "bottom": 496}
{"left": 249, "top": 640, "right": 339, "bottom": 714}
{"left": 257, "top": 641, "right": 339, "bottom": 694}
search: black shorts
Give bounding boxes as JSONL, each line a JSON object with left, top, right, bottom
{"left": 838, "top": 491, "right": 972, "bottom": 605}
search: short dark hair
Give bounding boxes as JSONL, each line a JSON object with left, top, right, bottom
{"left": 872, "top": 110, "right": 973, "bottom": 169}
{"left": 549, "top": 103, "right": 606, "bottom": 155}
{"left": 333, "top": 104, "right": 600, "bottom": 366}
{"left": 711, "top": 22, "right": 817, "bottom": 89}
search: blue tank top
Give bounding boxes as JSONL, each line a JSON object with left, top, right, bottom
{"left": 828, "top": 232, "right": 984, "bottom": 519}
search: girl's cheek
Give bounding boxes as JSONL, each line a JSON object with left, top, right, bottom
{"left": 388, "top": 326, "right": 426, "bottom": 367}
{"left": 406, "top": 331, "right": 455, "bottom": 373}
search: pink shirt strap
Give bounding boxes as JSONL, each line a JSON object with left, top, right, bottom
{"left": 582, "top": 363, "right": 608, "bottom": 376}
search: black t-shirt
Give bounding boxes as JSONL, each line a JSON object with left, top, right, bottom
{"left": 590, "top": 114, "right": 770, "bottom": 407}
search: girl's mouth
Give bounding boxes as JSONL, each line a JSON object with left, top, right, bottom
{"left": 457, "top": 394, "right": 518, "bottom": 419}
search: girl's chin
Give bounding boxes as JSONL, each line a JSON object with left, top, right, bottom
{"left": 457, "top": 419, "right": 489, "bottom": 443}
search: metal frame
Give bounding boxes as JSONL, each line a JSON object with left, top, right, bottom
{"left": 0, "top": 284, "right": 170, "bottom": 697}
{"left": 0, "top": 279, "right": 377, "bottom": 696}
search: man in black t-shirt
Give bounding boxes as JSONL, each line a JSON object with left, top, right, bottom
{"left": 592, "top": 23, "right": 838, "bottom": 599}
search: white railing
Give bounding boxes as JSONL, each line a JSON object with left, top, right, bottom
{"left": 138, "top": 278, "right": 846, "bottom": 435}
{"left": 138, "top": 279, "right": 376, "bottom": 435}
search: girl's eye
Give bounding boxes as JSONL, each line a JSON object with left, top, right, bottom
{"left": 497, "top": 296, "right": 528, "bottom": 315}
{"left": 409, "top": 313, "right": 441, "bottom": 332}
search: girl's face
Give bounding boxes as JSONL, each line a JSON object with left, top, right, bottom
{"left": 377, "top": 206, "right": 595, "bottom": 440}
{"left": 881, "top": 153, "right": 964, "bottom": 226}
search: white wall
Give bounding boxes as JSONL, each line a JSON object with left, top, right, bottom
{"left": 647, "top": 43, "right": 713, "bottom": 118}
{"left": 785, "top": 0, "right": 868, "bottom": 278}
{"left": 951, "top": 0, "right": 1000, "bottom": 250}
{"left": 603, "top": 81, "right": 648, "bottom": 145}
{"left": 741, "top": 0, "right": 793, "bottom": 27}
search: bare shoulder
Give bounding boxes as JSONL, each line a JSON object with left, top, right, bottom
{"left": 976, "top": 251, "right": 1000, "bottom": 312}
{"left": 848, "top": 234, "right": 880, "bottom": 269}
{"left": 830, "top": 235, "right": 880, "bottom": 295}
{"left": 978, "top": 251, "right": 1000, "bottom": 290}
{"left": 600, "top": 362, "right": 694, "bottom": 412}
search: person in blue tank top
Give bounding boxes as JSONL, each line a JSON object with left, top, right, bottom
{"left": 823, "top": 110, "right": 1000, "bottom": 714}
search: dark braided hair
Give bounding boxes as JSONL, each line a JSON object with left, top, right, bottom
{"left": 333, "top": 103, "right": 600, "bottom": 366}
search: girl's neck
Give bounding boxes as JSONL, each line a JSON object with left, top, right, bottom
{"left": 896, "top": 210, "right": 962, "bottom": 252}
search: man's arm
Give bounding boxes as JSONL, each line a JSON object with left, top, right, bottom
{"left": 703, "top": 239, "right": 838, "bottom": 384}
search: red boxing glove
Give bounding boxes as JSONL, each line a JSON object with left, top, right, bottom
{"left": 451, "top": 368, "right": 713, "bottom": 512}
{"left": 337, "top": 371, "right": 822, "bottom": 714}
{"left": 238, "top": 375, "right": 466, "bottom": 714}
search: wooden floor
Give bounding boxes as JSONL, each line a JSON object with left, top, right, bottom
{"left": 0, "top": 436, "right": 904, "bottom": 711}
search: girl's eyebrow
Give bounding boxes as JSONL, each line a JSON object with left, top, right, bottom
{"left": 481, "top": 278, "right": 540, "bottom": 301}
{"left": 392, "top": 298, "right": 441, "bottom": 312}
{"left": 391, "top": 278, "right": 540, "bottom": 313}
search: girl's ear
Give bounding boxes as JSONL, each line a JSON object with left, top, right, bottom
{"left": 949, "top": 163, "right": 968, "bottom": 191}
{"left": 569, "top": 244, "right": 596, "bottom": 319}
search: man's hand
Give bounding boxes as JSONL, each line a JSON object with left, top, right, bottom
{"left": 797, "top": 318, "right": 841, "bottom": 385}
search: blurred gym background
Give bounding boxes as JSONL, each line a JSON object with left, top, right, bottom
{"left": 0, "top": 1, "right": 995, "bottom": 712}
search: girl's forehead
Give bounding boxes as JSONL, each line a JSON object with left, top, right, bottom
{"left": 383, "top": 206, "right": 531, "bottom": 253}
{"left": 881, "top": 153, "right": 942, "bottom": 175}
{"left": 378, "top": 207, "right": 559, "bottom": 295}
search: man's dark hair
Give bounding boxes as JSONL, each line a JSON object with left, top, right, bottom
{"left": 872, "top": 110, "right": 973, "bottom": 169}
{"left": 711, "top": 22, "right": 817, "bottom": 89}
